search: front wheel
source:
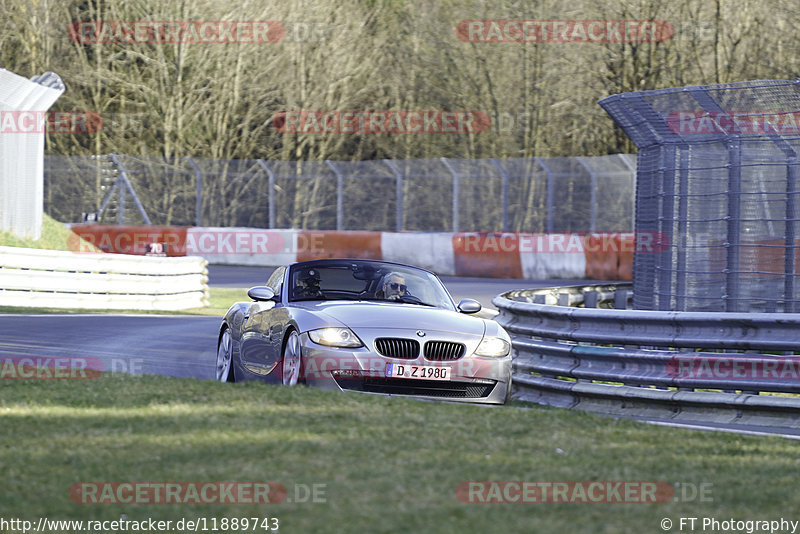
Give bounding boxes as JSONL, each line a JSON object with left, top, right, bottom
{"left": 216, "top": 328, "right": 235, "bottom": 382}
{"left": 281, "top": 330, "right": 302, "bottom": 386}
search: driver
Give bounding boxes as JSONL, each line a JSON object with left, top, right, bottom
{"left": 295, "top": 268, "right": 323, "bottom": 298}
{"left": 379, "top": 272, "right": 407, "bottom": 301}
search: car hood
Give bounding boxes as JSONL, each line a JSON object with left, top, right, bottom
{"left": 292, "top": 301, "right": 486, "bottom": 336}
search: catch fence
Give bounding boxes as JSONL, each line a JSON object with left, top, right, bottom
{"left": 44, "top": 154, "right": 635, "bottom": 233}
{"left": 601, "top": 79, "right": 800, "bottom": 312}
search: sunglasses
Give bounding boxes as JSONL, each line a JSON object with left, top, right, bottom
{"left": 388, "top": 282, "right": 407, "bottom": 291}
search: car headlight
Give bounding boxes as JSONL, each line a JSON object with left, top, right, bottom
{"left": 308, "top": 327, "right": 363, "bottom": 348}
{"left": 474, "top": 336, "right": 510, "bottom": 357}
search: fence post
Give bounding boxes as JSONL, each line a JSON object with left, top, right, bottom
{"left": 676, "top": 147, "right": 690, "bottom": 311}
{"left": 325, "top": 160, "right": 344, "bottom": 231}
{"left": 576, "top": 157, "right": 597, "bottom": 232}
{"left": 383, "top": 159, "right": 404, "bottom": 232}
{"left": 490, "top": 158, "right": 510, "bottom": 231}
{"left": 185, "top": 156, "right": 202, "bottom": 226}
{"left": 658, "top": 144, "right": 677, "bottom": 311}
{"left": 618, "top": 153, "right": 637, "bottom": 229}
{"left": 256, "top": 160, "right": 276, "bottom": 229}
{"left": 535, "top": 157, "right": 554, "bottom": 232}
{"left": 786, "top": 159, "right": 799, "bottom": 312}
{"left": 440, "top": 157, "right": 459, "bottom": 232}
{"left": 724, "top": 138, "right": 743, "bottom": 312}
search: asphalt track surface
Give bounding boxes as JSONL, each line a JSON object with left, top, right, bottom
{"left": 1, "top": 265, "right": 797, "bottom": 438}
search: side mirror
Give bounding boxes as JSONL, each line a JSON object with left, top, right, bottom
{"left": 457, "top": 298, "right": 481, "bottom": 314}
{"left": 247, "top": 286, "right": 276, "bottom": 302}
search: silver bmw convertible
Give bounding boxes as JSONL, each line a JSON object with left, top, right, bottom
{"left": 216, "top": 258, "right": 512, "bottom": 404}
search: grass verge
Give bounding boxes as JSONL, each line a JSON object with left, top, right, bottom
{"left": 1, "top": 373, "right": 798, "bottom": 534}
{"left": 0, "top": 214, "right": 98, "bottom": 251}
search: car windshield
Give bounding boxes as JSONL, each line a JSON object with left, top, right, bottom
{"left": 288, "top": 260, "right": 455, "bottom": 310}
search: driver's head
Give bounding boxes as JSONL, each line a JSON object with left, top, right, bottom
{"left": 382, "top": 272, "right": 406, "bottom": 299}
{"left": 299, "top": 269, "right": 321, "bottom": 288}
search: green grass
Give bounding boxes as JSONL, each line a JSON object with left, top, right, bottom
{"left": 1, "top": 374, "right": 798, "bottom": 534}
{"left": 200, "top": 287, "right": 248, "bottom": 315}
{"left": 0, "top": 214, "right": 98, "bottom": 251}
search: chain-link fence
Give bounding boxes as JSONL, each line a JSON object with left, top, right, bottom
{"left": 44, "top": 154, "right": 635, "bottom": 233}
{"left": 600, "top": 79, "right": 800, "bottom": 313}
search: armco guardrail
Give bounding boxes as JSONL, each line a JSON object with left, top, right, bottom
{"left": 493, "top": 285, "right": 800, "bottom": 430}
{"left": 0, "top": 246, "right": 209, "bottom": 310}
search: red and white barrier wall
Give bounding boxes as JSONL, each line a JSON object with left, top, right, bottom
{"left": 68, "top": 225, "right": 637, "bottom": 280}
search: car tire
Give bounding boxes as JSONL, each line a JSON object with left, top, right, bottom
{"left": 281, "top": 329, "right": 302, "bottom": 386}
{"left": 216, "top": 327, "right": 235, "bottom": 383}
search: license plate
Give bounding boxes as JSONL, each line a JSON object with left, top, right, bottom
{"left": 385, "top": 363, "right": 450, "bottom": 381}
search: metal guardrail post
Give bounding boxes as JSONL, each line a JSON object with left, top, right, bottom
{"left": 613, "top": 288, "right": 628, "bottom": 309}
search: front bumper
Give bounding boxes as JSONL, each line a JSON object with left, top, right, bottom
{"left": 298, "top": 333, "right": 512, "bottom": 405}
